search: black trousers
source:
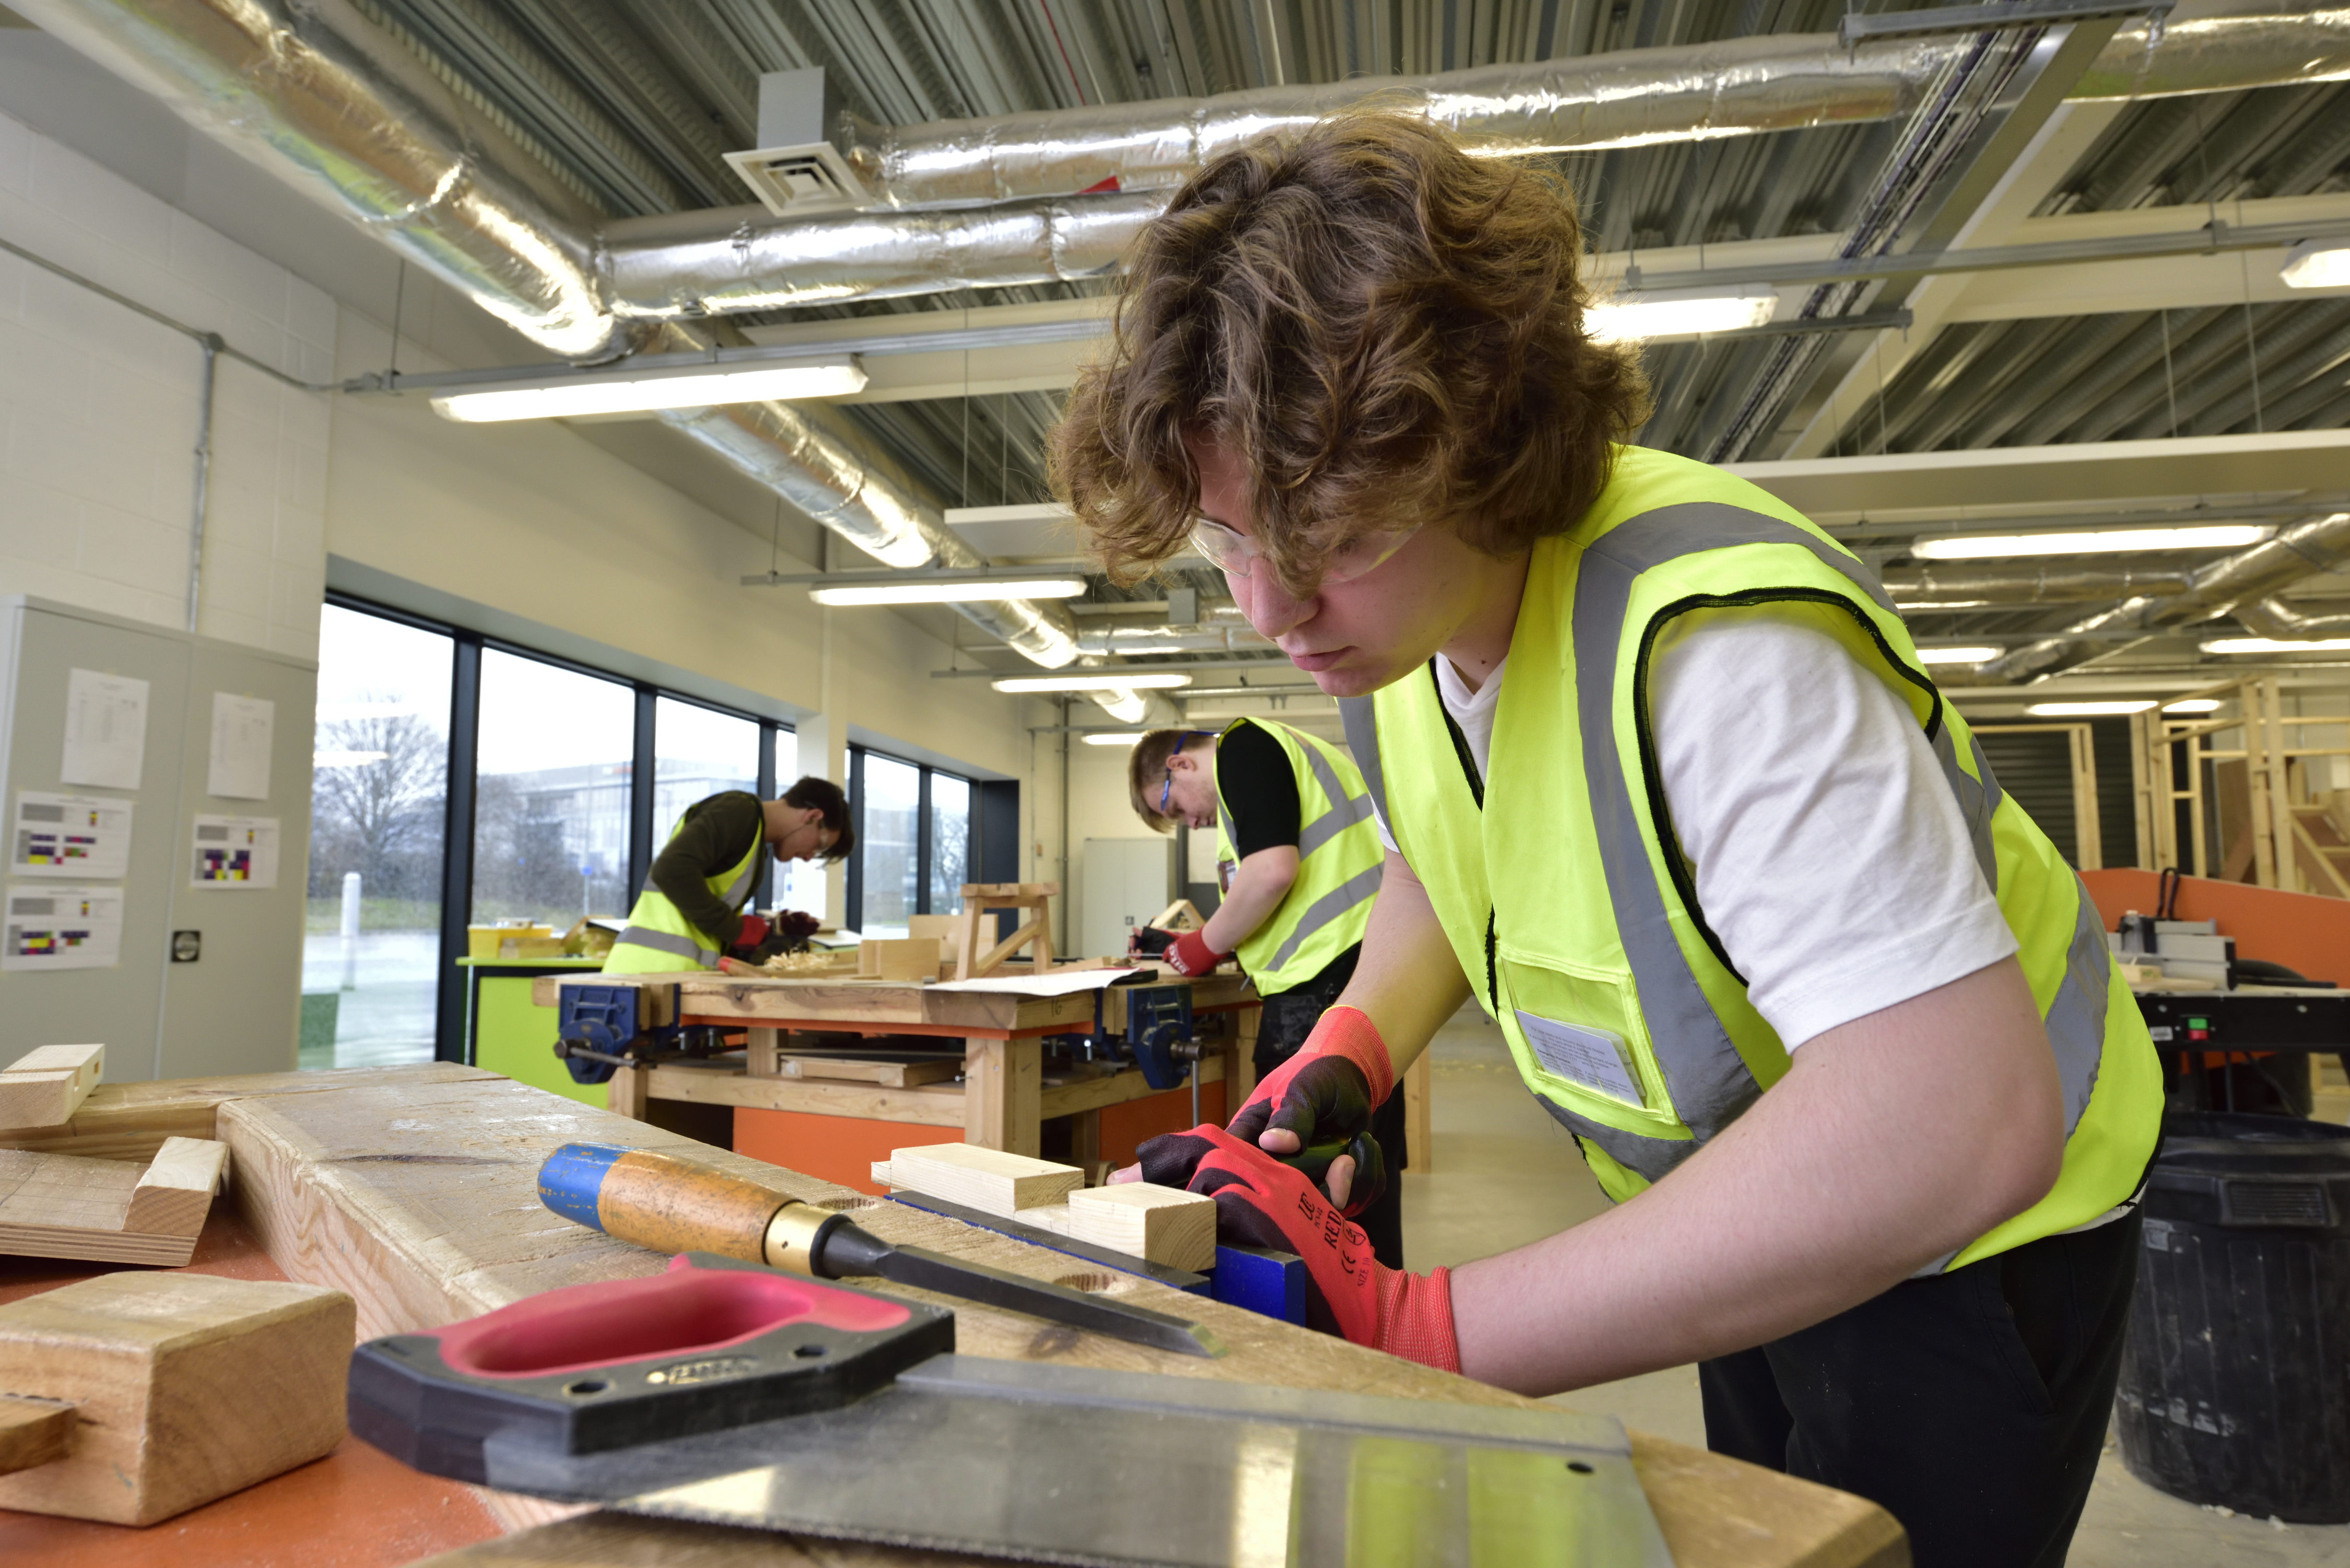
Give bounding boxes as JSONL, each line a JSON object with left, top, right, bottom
{"left": 1701, "top": 1210, "right": 2140, "bottom": 1568}
{"left": 1253, "top": 950, "right": 1408, "bottom": 1269}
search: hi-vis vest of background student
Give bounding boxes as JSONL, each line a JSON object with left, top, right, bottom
{"left": 1338, "top": 446, "right": 2160, "bottom": 1271}
{"left": 1209, "top": 718, "right": 1385, "bottom": 996}
{"left": 601, "top": 811, "right": 763, "bottom": 974}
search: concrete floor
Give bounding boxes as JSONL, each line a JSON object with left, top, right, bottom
{"left": 1395, "top": 1004, "right": 2350, "bottom": 1565}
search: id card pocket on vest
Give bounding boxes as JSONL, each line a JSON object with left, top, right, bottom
{"left": 1514, "top": 1011, "right": 1645, "bottom": 1107}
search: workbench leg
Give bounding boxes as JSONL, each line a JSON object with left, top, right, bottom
{"left": 1070, "top": 1109, "right": 1104, "bottom": 1183}
{"left": 607, "top": 1065, "right": 651, "bottom": 1122}
{"left": 1234, "top": 1004, "right": 1261, "bottom": 1105}
{"left": 964, "top": 1036, "right": 1042, "bottom": 1156}
{"left": 745, "top": 1027, "right": 782, "bottom": 1078}
{"left": 1403, "top": 1053, "right": 1433, "bottom": 1174}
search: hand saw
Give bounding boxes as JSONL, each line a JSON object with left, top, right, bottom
{"left": 350, "top": 1253, "right": 1676, "bottom": 1567}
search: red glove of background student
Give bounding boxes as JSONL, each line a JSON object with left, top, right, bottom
{"left": 734, "top": 914, "right": 770, "bottom": 952}
{"left": 1228, "top": 1005, "right": 1395, "bottom": 1216}
{"left": 1163, "top": 928, "right": 1228, "bottom": 976}
{"left": 1138, "top": 1123, "right": 1457, "bottom": 1370}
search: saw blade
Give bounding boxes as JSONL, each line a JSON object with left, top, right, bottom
{"left": 475, "top": 1356, "right": 1676, "bottom": 1567}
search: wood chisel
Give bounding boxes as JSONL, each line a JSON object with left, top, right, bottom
{"left": 348, "top": 1253, "right": 1676, "bottom": 1567}
{"left": 537, "top": 1142, "right": 1225, "bottom": 1359}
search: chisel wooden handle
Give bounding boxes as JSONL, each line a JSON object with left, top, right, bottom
{"left": 537, "top": 1143, "right": 856, "bottom": 1277}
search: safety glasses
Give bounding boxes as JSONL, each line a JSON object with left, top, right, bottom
{"left": 1159, "top": 730, "right": 1218, "bottom": 819}
{"left": 1188, "top": 515, "right": 1419, "bottom": 591}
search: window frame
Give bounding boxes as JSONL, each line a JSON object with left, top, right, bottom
{"left": 320, "top": 593, "right": 795, "bottom": 1063}
{"left": 845, "top": 742, "right": 980, "bottom": 934}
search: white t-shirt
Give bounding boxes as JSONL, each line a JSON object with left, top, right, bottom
{"left": 1373, "top": 611, "right": 2017, "bottom": 1048}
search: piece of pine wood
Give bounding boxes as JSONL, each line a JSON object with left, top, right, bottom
{"left": 122, "top": 1136, "right": 229, "bottom": 1237}
{"left": 0, "top": 1138, "right": 228, "bottom": 1265}
{"left": 0, "top": 1062, "right": 502, "bottom": 1161}
{"left": 879, "top": 1142, "right": 1082, "bottom": 1216}
{"left": 213, "top": 1071, "right": 1902, "bottom": 1568}
{"left": 0, "top": 1396, "right": 74, "bottom": 1475}
{"left": 953, "top": 885, "right": 1056, "bottom": 979}
{"left": 1064, "top": 1182, "right": 1217, "bottom": 1272}
{"left": 1011, "top": 1204, "right": 1076, "bottom": 1235}
{"left": 777, "top": 1053, "right": 960, "bottom": 1088}
{"left": 0, "top": 1272, "right": 352, "bottom": 1525}
{"left": 0, "top": 1044, "right": 103, "bottom": 1129}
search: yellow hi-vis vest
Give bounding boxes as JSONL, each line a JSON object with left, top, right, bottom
{"left": 1337, "top": 446, "right": 2161, "bottom": 1271}
{"left": 601, "top": 806, "right": 765, "bottom": 974}
{"left": 1209, "top": 718, "right": 1384, "bottom": 997}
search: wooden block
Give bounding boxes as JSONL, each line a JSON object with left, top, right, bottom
{"left": 777, "top": 1053, "right": 960, "bottom": 1088}
{"left": 1012, "top": 1204, "right": 1077, "bottom": 1235}
{"left": 885, "top": 1142, "right": 1082, "bottom": 1217}
{"left": 871, "top": 938, "right": 939, "bottom": 983}
{"left": 0, "top": 1044, "right": 103, "bottom": 1129}
{"left": 0, "top": 1272, "right": 352, "bottom": 1525}
{"left": 0, "top": 1396, "right": 74, "bottom": 1473}
{"left": 1065, "top": 1182, "right": 1217, "bottom": 1272}
{"left": 122, "top": 1136, "right": 229, "bottom": 1237}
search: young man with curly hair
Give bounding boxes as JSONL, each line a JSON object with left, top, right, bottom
{"left": 1052, "top": 114, "right": 2159, "bottom": 1568}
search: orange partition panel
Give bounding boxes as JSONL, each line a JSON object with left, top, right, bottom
{"left": 1097, "top": 1081, "right": 1228, "bottom": 1170}
{"left": 2081, "top": 869, "right": 2350, "bottom": 985}
{"left": 734, "top": 1110, "right": 962, "bottom": 1194}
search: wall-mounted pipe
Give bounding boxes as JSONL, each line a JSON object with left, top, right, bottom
{"left": 1956, "top": 511, "right": 2350, "bottom": 683}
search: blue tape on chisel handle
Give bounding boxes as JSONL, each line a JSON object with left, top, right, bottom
{"left": 538, "top": 1142, "right": 627, "bottom": 1230}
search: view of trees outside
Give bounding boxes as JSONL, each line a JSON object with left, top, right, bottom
{"left": 473, "top": 650, "right": 636, "bottom": 928}
{"left": 303, "top": 606, "right": 451, "bottom": 1069}
{"left": 930, "top": 772, "right": 970, "bottom": 915}
{"left": 861, "top": 754, "right": 921, "bottom": 936}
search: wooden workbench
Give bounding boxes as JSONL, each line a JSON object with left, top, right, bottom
{"left": 532, "top": 970, "right": 1263, "bottom": 1160}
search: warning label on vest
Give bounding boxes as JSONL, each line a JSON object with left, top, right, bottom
{"left": 1515, "top": 1010, "right": 1645, "bottom": 1106}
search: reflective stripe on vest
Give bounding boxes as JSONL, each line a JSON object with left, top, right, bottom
{"left": 602, "top": 806, "right": 765, "bottom": 974}
{"left": 1212, "top": 718, "right": 1383, "bottom": 994}
{"left": 1345, "top": 450, "right": 2158, "bottom": 1270}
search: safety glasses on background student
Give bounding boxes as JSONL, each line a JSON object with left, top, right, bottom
{"left": 1160, "top": 730, "right": 1217, "bottom": 818}
{"left": 1188, "top": 516, "right": 1419, "bottom": 590}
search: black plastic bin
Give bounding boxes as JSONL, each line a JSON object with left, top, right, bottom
{"left": 2116, "top": 1111, "right": 2350, "bottom": 1522}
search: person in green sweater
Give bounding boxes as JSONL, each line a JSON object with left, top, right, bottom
{"left": 601, "top": 777, "right": 853, "bottom": 973}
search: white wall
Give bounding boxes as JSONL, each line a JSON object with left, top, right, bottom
{"left": 0, "top": 104, "right": 332, "bottom": 659}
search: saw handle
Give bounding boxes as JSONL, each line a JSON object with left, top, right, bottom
{"left": 538, "top": 1143, "right": 894, "bottom": 1280}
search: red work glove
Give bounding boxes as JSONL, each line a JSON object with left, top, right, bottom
{"left": 1229, "top": 1006, "right": 1395, "bottom": 1216}
{"left": 1164, "top": 928, "right": 1229, "bottom": 976}
{"left": 735, "top": 914, "right": 770, "bottom": 950}
{"left": 1139, "top": 1123, "right": 1458, "bottom": 1370}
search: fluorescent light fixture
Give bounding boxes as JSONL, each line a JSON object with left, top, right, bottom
{"left": 993, "top": 672, "right": 1192, "bottom": 693}
{"left": 2202, "top": 636, "right": 2350, "bottom": 654}
{"left": 431, "top": 355, "right": 866, "bottom": 422}
{"left": 809, "top": 577, "right": 1085, "bottom": 607}
{"left": 2281, "top": 238, "right": 2350, "bottom": 290}
{"left": 1910, "top": 525, "right": 2271, "bottom": 560}
{"left": 1918, "top": 645, "right": 2002, "bottom": 665}
{"left": 2025, "top": 700, "right": 2158, "bottom": 715}
{"left": 2162, "top": 698, "right": 2223, "bottom": 713}
{"left": 1588, "top": 285, "right": 1778, "bottom": 343}
{"left": 1081, "top": 731, "right": 1148, "bottom": 746}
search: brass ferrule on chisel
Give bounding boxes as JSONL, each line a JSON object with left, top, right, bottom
{"left": 760, "top": 1199, "right": 840, "bottom": 1276}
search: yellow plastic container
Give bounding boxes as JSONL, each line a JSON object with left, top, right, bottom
{"left": 467, "top": 923, "right": 552, "bottom": 960}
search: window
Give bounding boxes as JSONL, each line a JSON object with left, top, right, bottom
{"left": 472, "top": 651, "right": 637, "bottom": 927}
{"left": 860, "top": 753, "right": 921, "bottom": 936}
{"left": 929, "top": 772, "right": 971, "bottom": 915}
{"left": 771, "top": 728, "right": 826, "bottom": 915}
{"left": 304, "top": 605, "right": 452, "bottom": 1069}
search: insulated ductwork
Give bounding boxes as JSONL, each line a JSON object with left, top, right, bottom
{"left": 836, "top": 0, "right": 2350, "bottom": 210}
{"left": 1882, "top": 564, "right": 2194, "bottom": 604}
{"left": 1074, "top": 608, "right": 1270, "bottom": 657}
{"left": 600, "top": 197, "right": 1153, "bottom": 317}
{"left": 2229, "top": 594, "right": 2350, "bottom": 638}
{"left": 1958, "top": 511, "right": 2350, "bottom": 683}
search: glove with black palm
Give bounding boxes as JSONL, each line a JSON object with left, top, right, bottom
{"left": 1226, "top": 1006, "right": 1396, "bottom": 1217}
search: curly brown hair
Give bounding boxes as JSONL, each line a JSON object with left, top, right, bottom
{"left": 1049, "top": 113, "right": 1649, "bottom": 594}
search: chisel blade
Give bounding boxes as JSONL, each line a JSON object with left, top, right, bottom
{"left": 878, "top": 1245, "right": 1227, "bottom": 1359}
